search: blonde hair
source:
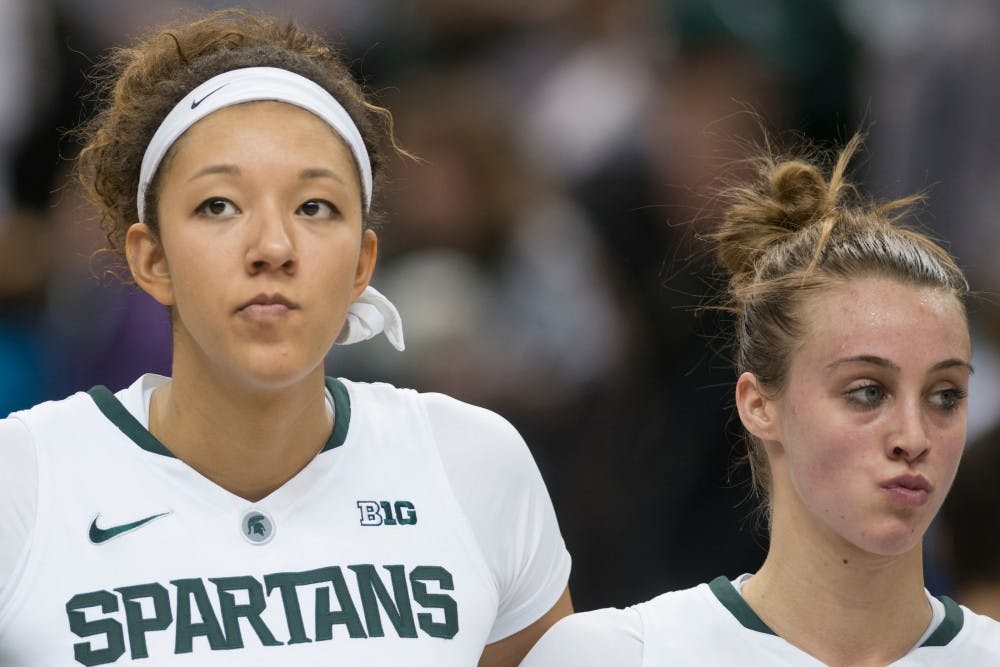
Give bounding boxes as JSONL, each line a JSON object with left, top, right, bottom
{"left": 712, "top": 134, "right": 969, "bottom": 501}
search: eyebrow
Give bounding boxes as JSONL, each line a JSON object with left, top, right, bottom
{"left": 931, "top": 358, "right": 975, "bottom": 375}
{"left": 299, "top": 168, "right": 345, "bottom": 184}
{"left": 188, "top": 164, "right": 239, "bottom": 181}
{"left": 827, "top": 355, "right": 974, "bottom": 375}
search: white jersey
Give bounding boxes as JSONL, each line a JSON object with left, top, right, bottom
{"left": 522, "top": 577, "right": 1000, "bottom": 666}
{"left": 0, "top": 375, "right": 570, "bottom": 666}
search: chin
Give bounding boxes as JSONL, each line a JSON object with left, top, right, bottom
{"left": 851, "top": 518, "right": 929, "bottom": 558}
{"left": 231, "top": 356, "right": 325, "bottom": 391}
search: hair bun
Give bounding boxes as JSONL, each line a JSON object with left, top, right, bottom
{"left": 714, "top": 151, "right": 843, "bottom": 282}
{"left": 768, "top": 160, "right": 832, "bottom": 228}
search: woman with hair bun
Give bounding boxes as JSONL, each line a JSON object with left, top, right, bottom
{"left": 522, "top": 135, "right": 1000, "bottom": 665}
{"left": 0, "top": 10, "right": 571, "bottom": 666}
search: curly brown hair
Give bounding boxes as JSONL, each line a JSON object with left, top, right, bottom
{"left": 712, "top": 134, "right": 969, "bottom": 509}
{"left": 75, "top": 9, "right": 398, "bottom": 269}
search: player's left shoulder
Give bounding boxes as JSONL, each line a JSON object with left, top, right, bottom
{"left": 417, "top": 391, "right": 533, "bottom": 474}
{"left": 335, "top": 378, "right": 493, "bottom": 425}
{"left": 546, "top": 606, "right": 642, "bottom": 641}
{"left": 955, "top": 604, "right": 1000, "bottom": 653}
{"left": 917, "top": 600, "right": 1000, "bottom": 662}
{"left": 520, "top": 606, "right": 643, "bottom": 667}
{"left": 418, "top": 391, "right": 522, "bottom": 440}
{"left": 335, "top": 379, "right": 534, "bottom": 476}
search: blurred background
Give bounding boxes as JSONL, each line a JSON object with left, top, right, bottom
{"left": 2, "top": 0, "right": 999, "bottom": 614}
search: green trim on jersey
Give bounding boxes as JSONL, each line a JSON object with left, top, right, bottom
{"left": 922, "top": 596, "right": 964, "bottom": 647}
{"left": 709, "top": 576, "right": 966, "bottom": 648}
{"left": 323, "top": 376, "right": 351, "bottom": 452}
{"left": 88, "top": 385, "right": 174, "bottom": 457}
{"left": 708, "top": 576, "right": 776, "bottom": 636}
{"left": 87, "top": 377, "right": 352, "bottom": 458}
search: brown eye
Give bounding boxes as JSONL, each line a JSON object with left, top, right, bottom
{"left": 195, "top": 198, "right": 238, "bottom": 217}
{"left": 296, "top": 199, "right": 338, "bottom": 218}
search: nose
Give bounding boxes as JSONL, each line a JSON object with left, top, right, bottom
{"left": 245, "top": 208, "right": 296, "bottom": 275}
{"left": 888, "top": 398, "right": 930, "bottom": 464}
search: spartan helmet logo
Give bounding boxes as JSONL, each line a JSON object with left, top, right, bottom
{"left": 240, "top": 511, "right": 274, "bottom": 545}
{"left": 247, "top": 515, "right": 266, "bottom": 537}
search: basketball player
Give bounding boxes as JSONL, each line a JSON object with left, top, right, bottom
{"left": 0, "top": 10, "right": 571, "bottom": 665}
{"left": 521, "top": 136, "right": 1000, "bottom": 665}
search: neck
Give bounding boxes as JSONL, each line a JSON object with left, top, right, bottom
{"left": 149, "top": 359, "right": 333, "bottom": 502}
{"left": 742, "top": 505, "right": 931, "bottom": 667}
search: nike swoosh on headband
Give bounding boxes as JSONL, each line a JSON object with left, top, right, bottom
{"left": 190, "top": 84, "right": 228, "bottom": 109}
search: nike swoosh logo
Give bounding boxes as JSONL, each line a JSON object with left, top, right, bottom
{"left": 190, "top": 84, "right": 228, "bottom": 109}
{"left": 89, "top": 511, "right": 171, "bottom": 544}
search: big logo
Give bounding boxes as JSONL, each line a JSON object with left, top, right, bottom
{"left": 357, "top": 500, "right": 417, "bottom": 526}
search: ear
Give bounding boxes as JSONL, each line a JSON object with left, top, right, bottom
{"left": 735, "top": 371, "right": 781, "bottom": 443}
{"left": 125, "top": 223, "right": 174, "bottom": 306}
{"left": 351, "top": 229, "right": 378, "bottom": 300}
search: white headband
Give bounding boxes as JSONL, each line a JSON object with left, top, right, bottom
{"left": 137, "top": 66, "right": 373, "bottom": 222}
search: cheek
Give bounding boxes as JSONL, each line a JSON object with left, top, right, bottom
{"left": 319, "top": 241, "right": 364, "bottom": 291}
{"left": 168, "top": 255, "right": 215, "bottom": 307}
{"left": 794, "top": 434, "right": 862, "bottom": 491}
{"left": 784, "top": 406, "right": 873, "bottom": 503}
{"left": 158, "top": 243, "right": 229, "bottom": 331}
{"left": 936, "top": 428, "right": 966, "bottom": 487}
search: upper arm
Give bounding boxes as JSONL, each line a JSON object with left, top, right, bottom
{"left": 0, "top": 417, "right": 38, "bottom": 591}
{"left": 421, "top": 392, "right": 572, "bottom": 644}
{"left": 518, "top": 606, "right": 644, "bottom": 667}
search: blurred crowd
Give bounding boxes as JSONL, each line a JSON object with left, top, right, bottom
{"left": 2, "top": 0, "right": 999, "bottom": 614}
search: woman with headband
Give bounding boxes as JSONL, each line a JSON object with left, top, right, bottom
{"left": 0, "top": 10, "right": 571, "bottom": 665}
{"left": 521, "top": 136, "right": 1000, "bottom": 665}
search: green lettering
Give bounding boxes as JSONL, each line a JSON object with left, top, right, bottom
{"left": 264, "top": 567, "right": 367, "bottom": 643}
{"left": 211, "top": 576, "right": 281, "bottom": 649}
{"left": 314, "top": 566, "right": 366, "bottom": 640}
{"left": 115, "top": 583, "right": 172, "bottom": 659}
{"left": 410, "top": 566, "right": 459, "bottom": 639}
{"left": 66, "top": 590, "right": 126, "bottom": 666}
{"left": 171, "top": 578, "right": 227, "bottom": 653}
{"left": 349, "top": 564, "right": 417, "bottom": 638}
{"left": 264, "top": 571, "right": 312, "bottom": 644}
{"left": 395, "top": 501, "right": 417, "bottom": 525}
{"left": 379, "top": 501, "right": 398, "bottom": 525}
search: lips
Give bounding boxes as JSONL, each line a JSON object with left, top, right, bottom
{"left": 883, "top": 474, "right": 932, "bottom": 493}
{"left": 237, "top": 293, "right": 299, "bottom": 318}
{"left": 880, "top": 474, "right": 933, "bottom": 507}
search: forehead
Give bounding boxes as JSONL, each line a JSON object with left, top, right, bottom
{"left": 795, "top": 276, "right": 970, "bottom": 367}
{"left": 165, "top": 101, "right": 358, "bottom": 175}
